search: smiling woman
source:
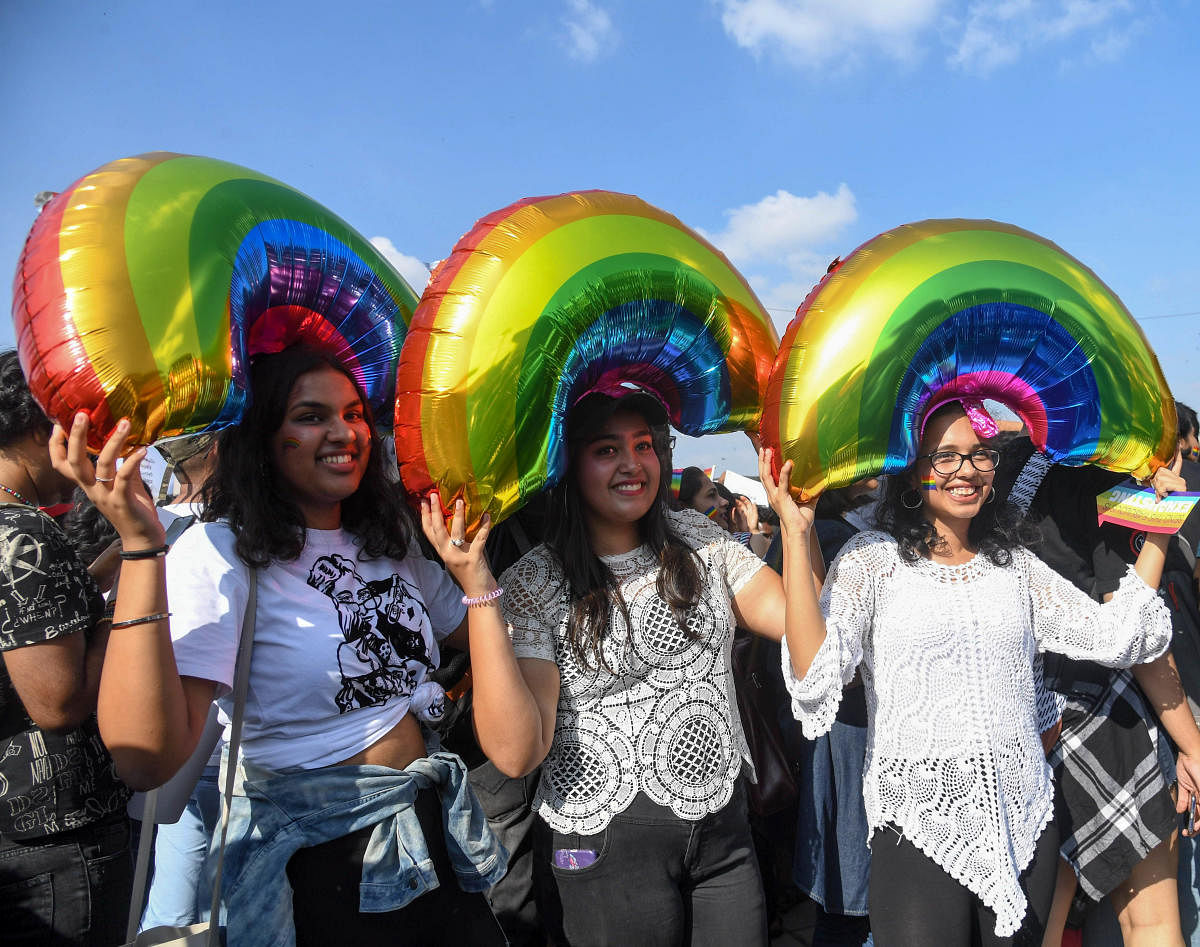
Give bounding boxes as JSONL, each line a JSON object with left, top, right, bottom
{"left": 421, "top": 387, "right": 793, "bottom": 947}
{"left": 85, "top": 345, "right": 507, "bottom": 946}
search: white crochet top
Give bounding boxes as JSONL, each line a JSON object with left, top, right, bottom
{"left": 782, "top": 530, "right": 1171, "bottom": 937}
{"left": 503, "top": 509, "right": 765, "bottom": 834}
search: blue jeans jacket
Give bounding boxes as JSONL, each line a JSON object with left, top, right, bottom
{"left": 213, "top": 752, "right": 507, "bottom": 947}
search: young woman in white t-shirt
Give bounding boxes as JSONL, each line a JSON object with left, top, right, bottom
{"left": 64, "top": 347, "right": 504, "bottom": 945}
{"left": 766, "top": 401, "right": 1189, "bottom": 945}
{"left": 421, "top": 389, "right": 796, "bottom": 947}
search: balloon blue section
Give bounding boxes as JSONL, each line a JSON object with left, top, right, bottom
{"left": 217, "top": 219, "right": 403, "bottom": 427}
{"left": 542, "top": 301, "right": 730, "bottom": 488}
{"left": 883, "top": 302, "right": 1101, "bottom": 471}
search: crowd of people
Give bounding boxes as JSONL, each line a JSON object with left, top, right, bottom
{"left": 0, "top": 340, "right": 1198, "bottom": 947}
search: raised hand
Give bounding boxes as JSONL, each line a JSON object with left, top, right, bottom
{"left": 1149, "top": 448, "right": 1186, "bottom": 501}
{"left": 49, "top": 413, "right": 165, "bottom": 551}
{"left": 419, "top": 491, "right": 499, "bottom": 597}
{"left": 758, "top": 447, "right": 817, "bottom": 535}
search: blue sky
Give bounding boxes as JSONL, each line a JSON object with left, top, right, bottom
{"left": 2, "top": 0, "right": 1196, "bottom": 475}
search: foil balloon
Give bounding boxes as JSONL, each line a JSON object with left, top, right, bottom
{"left": 394, "top": 190, "right": 778, "bottom": 528}
{"left": 12, "top": 152, "right": 418, "bottom": 449}
{"left": 761, "top": 219, "right": 1176, "bottom": 498}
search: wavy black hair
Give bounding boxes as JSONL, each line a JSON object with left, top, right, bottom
{"left": 545, "top": 394, "right": 704, "bottom": 672}
{"left": 1178, "top": 401, "right": 1198, "bottom": 443}
{"left": 0, "top": 351, "right": 51, "bottom": 448}
{"left": 200, "top": 347, "right": 413, "bottom": 568}
{"left": 874, "top": 403, "right": 1037, "bottom": 566}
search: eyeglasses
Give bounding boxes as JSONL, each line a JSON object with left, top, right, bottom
{"left": 919, "top": 448, "right": 1001, "bottom": 476}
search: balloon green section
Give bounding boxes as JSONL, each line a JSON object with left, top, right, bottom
{"left": 762, "top": 219, "right": 1175, "bottom": 497}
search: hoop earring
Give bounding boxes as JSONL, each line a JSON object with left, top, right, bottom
{"left": 901, "top": 488, "right": 923, "bottom": 510}
{"left": 985, "top": 485, "right": 996, "bottom": 504}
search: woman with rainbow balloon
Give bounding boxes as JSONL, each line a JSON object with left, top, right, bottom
{"left": 401, "top": 190, "right": 790, "bottom": 946}
{"left": 18, "top": 154, "right": 509, "bottom": 946}
{"left": 760, "top": 219, "right": 1198, "bottom": 944}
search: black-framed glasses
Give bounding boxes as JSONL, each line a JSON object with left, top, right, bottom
{"left": 919, "top": 448, "right": 1001, "bottom": 476}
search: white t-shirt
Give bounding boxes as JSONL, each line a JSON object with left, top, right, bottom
{"left": 167, "top": 522, "right": 465, "bottom": 771}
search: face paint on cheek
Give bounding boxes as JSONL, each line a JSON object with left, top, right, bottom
{"left": 283, "top": 437, "right": 302, "bottom": 450}
{"left": 703, "top": 505, "right": 720, "bottom": 520}
{"left": 921, "top": 474, "right": 937, "bottom": 491}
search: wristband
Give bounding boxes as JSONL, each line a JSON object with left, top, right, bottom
{"left": 462, "top": 586, "right": 504, "bottom": 608}
{"left": 119, "top": 545, "right": 169, "bottom": 560}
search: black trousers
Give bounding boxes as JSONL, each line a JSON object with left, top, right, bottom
{"left": 549, "top": 783, "right": 767, "bottom": 947}
{"left": 285, "top": 786, "right": 506, "bottom": 946}
{"left": 868, "top": 820, "right": 1059, "bottom": 947}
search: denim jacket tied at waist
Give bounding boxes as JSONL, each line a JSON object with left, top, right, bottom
{"left": 213, "top": 751, "right": 507, "bottom": 947}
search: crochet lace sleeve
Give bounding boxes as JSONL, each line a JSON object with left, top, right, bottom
{"left": 781, "top": 531, "right": 878, "bottom": 739}
{"left": 499, "top": 549, "right": 563, "bottom": 663}
{"left": 1024, "top": 550, "right": 1171, "bottom": 667}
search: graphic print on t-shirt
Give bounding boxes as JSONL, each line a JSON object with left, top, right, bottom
{"left": 307, "top": 553, "right": 436, "bottom": 713}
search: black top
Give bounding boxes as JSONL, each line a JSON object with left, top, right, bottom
{"left": 0, "top": 503, "right": 129, "bottom": 840}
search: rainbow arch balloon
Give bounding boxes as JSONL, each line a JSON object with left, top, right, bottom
{"left": 12, "top": 152, "right": 419, "bottom": 449}
{"left": 394, "top": 190, "right": 779, "bottom": 527}
{"left": 761, "top": 219, "right": 1176, "bottom": 497}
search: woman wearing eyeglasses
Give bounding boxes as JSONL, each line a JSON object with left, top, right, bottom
{"left": 762, "top": 400, "right": 1186, "bottom": 946}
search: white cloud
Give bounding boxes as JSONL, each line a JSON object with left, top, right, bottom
{"left": 562, "top": 0, "right": 618, "bottom": 62}
{"left": 947, "top": 0, "right": 1137, "bottom": 74}
{"left": 369, "top": 237, "right": 431, "bottom": 292}
{"left": 702, "top": 184, "right": 857, "bottom": 268}
{"left": 718, "top": 0, "right": 946, "bottom": 68}
{"left": 702, "top": 184, "right": 859, "bottom": 332}
{"left": 717, "top": 0, "right": 1141, "bottom": 74}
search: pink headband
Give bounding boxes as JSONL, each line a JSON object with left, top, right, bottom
{"left": 920, "top": 398, "right": 999, "bottom": 439}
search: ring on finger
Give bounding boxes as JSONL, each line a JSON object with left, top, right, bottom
{"left": 449, "top": 537, "right": 466, "bottom": 548}
{"left": 95, "top": 476, "right": 115, "bottom": 483}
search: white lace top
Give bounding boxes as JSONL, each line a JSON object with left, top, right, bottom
{"left": 503, "top": 509, "right": 765, "bottom": 834}
{"left": 782, "top": 530, "right": 1171, "bottom": 938}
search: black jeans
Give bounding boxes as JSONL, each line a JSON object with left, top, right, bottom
{"left": 286, "top": 786, "right": 506, "bottom": 946}
{"left": 549, "top": 782, "right": 767, "bottom": 947}
{"left": 0, "top": 813, "right": 132, "bottom": 946}
{"left": 868, "top": 820, "right": 1059, "bottom": 947}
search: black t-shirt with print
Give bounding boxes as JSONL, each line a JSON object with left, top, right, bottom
{"left": 0, "top": 503, "right": 129, "bottom": 840}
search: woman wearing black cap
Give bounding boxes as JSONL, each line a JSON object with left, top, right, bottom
{"left": 422, "top": 389, "right": 793, "bottom": 947}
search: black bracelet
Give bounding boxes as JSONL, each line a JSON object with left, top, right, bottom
{"left": 119, "top": 545, "right": 169, "bottom": 560}
{"left": 110, "top": 612, "right": 171, "bottom": 630}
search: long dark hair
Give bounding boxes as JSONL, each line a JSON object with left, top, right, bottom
{"left": 874, "top": 404, "right": 1036, "bottom": 566}
{"left": 0, "top": 351, "right": 51, "bottom": 448}
{"left": 546, "top": 394, "right": 704, "bottom": 671}
{"left": 200, "top": 347, "right": 413, "bottom": 568}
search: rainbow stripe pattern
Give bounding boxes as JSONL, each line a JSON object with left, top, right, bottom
{"left": 761, "top": 219, "right": 1176, "bottom": 497}
{"left": 394, "top": 190, "right": 778, "bottom": 527}
{"left": 12, "top": 153, "right": 418, "bottom": 448}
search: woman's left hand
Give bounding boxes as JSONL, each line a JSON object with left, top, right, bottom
{"left": 730, "top": 495, "right": 759, "bottom": 534}
{"left": 49, "top": 413, "right": 165, "bottom": 551}
{"left": 420, "top": 491, "right": 498, "bottom": 597}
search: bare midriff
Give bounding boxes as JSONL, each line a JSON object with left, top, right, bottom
{"left": 335, "top": 711, "right": 426, "bottom": 769}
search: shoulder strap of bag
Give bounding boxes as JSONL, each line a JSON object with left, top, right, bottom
{"left": 203, "top": 565, "right": 257, "bottom": 944}
{"left": 123, "top": 511, "right": 202, "bottom": 940}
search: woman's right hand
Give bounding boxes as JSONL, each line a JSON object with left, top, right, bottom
{"left": 50, "top": 413, "right": 165, "bottom": 552}
{"left": 420, "top": 490, "right": 498, "bottom": 597}
{"left": 759, "top": 447, "right": 817, "bottom": 535}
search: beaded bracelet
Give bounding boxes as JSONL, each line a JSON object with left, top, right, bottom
{"left": 111, "top": 611, "right": 171, "bottom": 629}
{"left": 119, "top": 545, "right": 169, "bottom": 561}
{"left": 462, "top": 586, "right": 504, "bottom": 608}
